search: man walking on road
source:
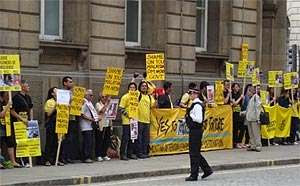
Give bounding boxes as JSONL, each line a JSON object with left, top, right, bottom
{"left": 185, "top": 87, "right": 213, "bottom": 181}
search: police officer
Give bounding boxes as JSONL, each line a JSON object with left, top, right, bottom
{"left": 185, "top": 87, "right": 213, "bottom": 181}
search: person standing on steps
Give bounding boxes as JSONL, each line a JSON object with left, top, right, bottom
{"left": 185, "top": 87, "right": 213, "bottom": 181}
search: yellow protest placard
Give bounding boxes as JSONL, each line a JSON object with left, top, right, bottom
{"left": 16, "top": 139, "right": 29, "bottom": 157}
{"left": 260, "top": 90, "right": 269, "bottom": 106}
{"left": 252, "top": 68, "right": 260, "bottom": 86}
{"left": 241, "top": 43, "right": 248, "bottom": 60}
{"left": 55, "top": 104, "right": 70, "bottom": 134}
{"left": 215, "top": 81, "right": 224, "bottom": 105}
{"left": 27, "top": 138, "right": 41, "bottom": 157}
{"left": 237, "top": 60, "right": 247, "bottom": 78}
{"left": 128, "top": 91, "right": 139, "bottom": 120}
{"left": 14, "top": 122, "right": 27, "bottom": 140}
{"left": 291, "top": 72, "right": 299, "bottom": 89}
{"left": 0, "top": 55, "right": 20, "bottom": 74}
{"left": 246, "top": 61, "right": 255, "bottom": 77}
{"left": 225, "top": 62, "right": 234, "bottom": 81}
{"left": 268, "top": 71, "right": 283, "bottom": 88}
{"left": 146, "top": 53, "right": 165, "bottom": 81}
{"left": 70, "top": 86, "right": 86, "bottom": 116}
{"left": 102, "top": 67, "right": 124, "bottom": 96}
{"left": 284, "top": 73, "right": 292, "bottom": 90}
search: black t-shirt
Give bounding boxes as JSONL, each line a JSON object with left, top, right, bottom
{"left": 158, "top": 94, "right": 172, "bottom": 108}
{"left": 12, "top": 93, "right": 33, "bottom": 121}
{"left": 277, "top": 96, "right": 290, "bottom": 108}
{"left": 223, "top": 90, "right": 231, "bottom": 104}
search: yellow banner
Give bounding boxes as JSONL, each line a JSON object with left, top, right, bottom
{"left": 70, "top": 86, "right": 86, "bottom": 116}
{"left": 215, "top": 81, "right": 224, "bottom": 105}
{"left": 102, "top": 67, "right": 123, "bottom": 96}
{"left": 128, "top": 91, "right": 139, "bottom": 120}
{"left": 146, "top": 53, "right": 165, "bottom": 81}
{"left": 261, "top": 105, "right": 277, "bottom": 139}
{"left": 225, "top": 62, "right": 234, "bottom": 81}
{"left": 241, "top": 43, "right": 249, "bottom": 60}
{"left": 268, "top": 71, "right": 283, "bottom": 88}
{"left": 252, "top": 68, "right": 260, "bottom": 86}
{"left": 55, "top": 104, "right": 70, "bottom": 134}
{"left": 284, "top": 73, "right": 292, "bottom": 90}
{"left": 149, "top": 106, "right": 233, "bottom": 155}
{"left": 202, "top": 105, "right": 233, "bottom": 151}
{"left": 291, "top": 72, "right": 299, "bottom": 89}
{"left": 0, "top": 55, "right": 20, "bottom": 74}
{"left": 275, "top": 105, "right": 292, "bottom": 138}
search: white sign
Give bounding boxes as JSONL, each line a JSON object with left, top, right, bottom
{"left": 56, "top": 89, "right": 71, "bottom": 105}
{"left": 130, "top": 120, "right": 138, "bottom": 142}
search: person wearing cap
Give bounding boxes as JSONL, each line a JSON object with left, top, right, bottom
{"left": 185, "top": 87, "right": 213, "bottom": 181}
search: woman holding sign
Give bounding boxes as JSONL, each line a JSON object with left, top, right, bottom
{"left": 119, "top": 82, "right": 138, "bottom": 160}
{"left": 44, "top": 87, "right": 64, "bottom": 166}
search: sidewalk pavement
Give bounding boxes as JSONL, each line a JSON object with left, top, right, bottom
{"left": 1, "top": 144, "right": 300, "bottom": 186}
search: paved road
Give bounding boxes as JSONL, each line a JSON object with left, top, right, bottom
{"left": 89, "top": 164, "right": 300, "bottom": 186}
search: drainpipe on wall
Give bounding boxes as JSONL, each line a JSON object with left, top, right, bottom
{"left": 179, "top": 0, "right": 184, "bottom": 95}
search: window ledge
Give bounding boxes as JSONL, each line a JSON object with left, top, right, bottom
{"left": 196, "top": 52, "right": 229, "bottom": 60}
{"left": 125, "top": 46, "right": 164, "bottom": 54}
{"left": 40, "top": 40, "right": 88, "bottom": 50}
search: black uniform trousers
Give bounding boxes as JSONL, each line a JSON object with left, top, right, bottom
{"left": 189, "top": 127, "right": 212, "bottom": 178}
{"left": 120, "top": 125, "right": 137, "bottom": 157}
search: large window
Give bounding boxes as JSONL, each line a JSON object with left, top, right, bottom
{"left": 196, "top": 0, "right": 208, "bottom": 51}
{"left": 40, "top": 0, "right": 63, "bottom": 40}
{"left": 125, "top": 0, "right": 142, "bottom": 46}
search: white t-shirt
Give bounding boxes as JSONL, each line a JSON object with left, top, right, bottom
{"left": 79, "top": 101, "right": 94, "bottom": 131}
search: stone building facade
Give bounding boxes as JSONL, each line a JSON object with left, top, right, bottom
{"left": 0, "top": 0, "right": 287, "bottom": 131}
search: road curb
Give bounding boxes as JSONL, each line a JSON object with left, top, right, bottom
{"left": 4, "top": 158, "right": 300, "bottom": 186}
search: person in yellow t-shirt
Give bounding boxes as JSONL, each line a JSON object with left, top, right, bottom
{"left": 44, "top": 87, "right": 64, "bottom": 166}
{"left": 119, "top": 82, "right": 138, "bottom": 160}
{"left": 137, "top": 81, "right": 156, "bottom": 159}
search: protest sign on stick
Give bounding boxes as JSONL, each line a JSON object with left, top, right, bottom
{"left": 102, "top": 67, "right": 123, "bottom": 96}
{"left": 70, "top": 86, "right": 86, "bottom": 116}
{"left": 146, "top": 53, "right": 165, "bottom": 81}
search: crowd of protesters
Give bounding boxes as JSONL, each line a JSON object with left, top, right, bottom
{"left": 0, "top": 73, "right": 299, "bottom": 169}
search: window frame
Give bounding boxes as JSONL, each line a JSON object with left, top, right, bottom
{"left": 195, "top": 0, "right": 208, "bottom": 52}
{"left": 40, "top": 0, "right": 63, "bottom": 40}
{"left": 125, "top": 0, "right": 142, "bottom": 47}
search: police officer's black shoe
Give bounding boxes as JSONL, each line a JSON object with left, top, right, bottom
{"left": 185, "top": 176, "right": 198, "bottom": 181}
{"left": 201, "top": 170, "right": 213, "bottom": 179}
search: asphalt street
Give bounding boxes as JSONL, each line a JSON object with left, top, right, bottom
{"left": 88, "top": 164, "right": 300, "bottom": 186}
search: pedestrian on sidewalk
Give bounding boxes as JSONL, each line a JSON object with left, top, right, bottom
{"left": 185, "top": 87, "right": 213, "bottom": 181}
{"left": 95, "top": 95, "right": 112, "bottom": 162}
{"left": 119, "top": 82, "right": 138, "bottom": 161}
{"left": 80, "top": 89, "right": 98, "bottom": 163}
{"left": 44, "top": 87, "right": 64, "bottom": 166}
{"left": 244, "top": 85, "right": 262, "bottom": 152}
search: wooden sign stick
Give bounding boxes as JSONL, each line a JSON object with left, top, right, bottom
{"left": 55, "top": 133, "right": 63, "bottom": 166}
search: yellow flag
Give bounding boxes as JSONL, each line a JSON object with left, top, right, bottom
{"left": 284, "top": 73, "right": 292, "bottom": 90}
{"left": 241, "top": 43, "right": 249, "bottom": 60}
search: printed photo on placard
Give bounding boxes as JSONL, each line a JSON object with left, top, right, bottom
{"left": 106, "top": 99, "right": 119, "bottom": 120}
{"left": 0, "top": 74, "right": 21, "bottom": 91}
{"left": 27, "top": 120, "right": 40, "bottom": 139}
{"left": 176, "top": 118, "right": 189, "bottom": 136}
{"left": 206, "top": 85, "right": 214, "bottom": 103}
